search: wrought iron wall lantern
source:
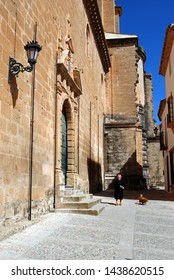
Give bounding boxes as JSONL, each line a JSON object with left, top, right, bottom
{"left": 8, "top": 40, "right": 42, "bottom": 83}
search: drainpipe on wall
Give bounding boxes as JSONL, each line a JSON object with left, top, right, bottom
{"left": 103, "top": 115, "right": 105, "bottom": 190}
{"left": 28, "top": 24, "right": 37, "bottom": 221}
{"left": 77, "top": 96, "right": 80, "bottom": 174}
{"left": 98, "top": 114, "right": 99, "bottom": 162}
{"left": 53, "top": 52, "right": 58, "bottom": 209}
{"left": 89, "top": 102, "right": 92, "bottom": 192}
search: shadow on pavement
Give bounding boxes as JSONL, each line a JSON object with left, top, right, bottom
{"left": 95, "top": 188, "right": 174, "bottom": 202}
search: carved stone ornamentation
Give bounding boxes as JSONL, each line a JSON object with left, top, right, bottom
{"left": 58, "top": 24, "right": 63, "bottom": 56}
{"left": 58, "top": 15, "right": 74, "bottom": 74}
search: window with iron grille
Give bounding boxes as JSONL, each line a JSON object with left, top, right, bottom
{"left": 168, "top": 97, "right": 174, "bottom": 123}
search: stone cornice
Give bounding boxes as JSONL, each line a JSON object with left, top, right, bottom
{"left": 83, "top": 0, "right": 111, "bottom": 73}
{"left": 147, "top": 137, "right": 160, "bottom": 143}
{"left": 105, "top": 123, "right": 136, "bottom": 128}
{"left": 106, "top": 33, "right": 138, "bottom": 48}
{"left": 137, "top": 46, "right": 146, "bottom": 63}
{"left": 159, "top": 24, "right": 174, "bottom": 76}
{"left": 105, "top": 116, "right": 137, "bottom": 128}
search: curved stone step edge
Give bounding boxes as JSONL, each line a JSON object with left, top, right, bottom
{"left": 56, "top": 198, "right": 102, "bottom": 209}
{"left": 63, "top": 194, "right": 93, "bottom": 202}
{"left": 55, "top": 204, "right": 105, "bottom": 216}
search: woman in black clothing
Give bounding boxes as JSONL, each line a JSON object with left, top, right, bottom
{"left": 114, "top": 173, "right": 124, "bottom": 206}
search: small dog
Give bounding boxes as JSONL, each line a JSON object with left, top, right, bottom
{"left": 139, "top": 194, "right": 148, "bottom": 205}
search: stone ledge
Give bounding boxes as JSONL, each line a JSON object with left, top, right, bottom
{"left": 56, "top": 193, "right": 105, "bottom": 215}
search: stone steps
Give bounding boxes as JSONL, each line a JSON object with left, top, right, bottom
{"left": 56, "top": 204, "right": 105, "bottom": 216}
{"left": 62, "top": 194, "right": 93, "bottom": 202}
{"left": 55, "top": 193, "right": 105, "bottom": 216}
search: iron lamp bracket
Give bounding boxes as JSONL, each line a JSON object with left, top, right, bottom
{"left": 8, "top": 57, "right": 33, "bottom": 83}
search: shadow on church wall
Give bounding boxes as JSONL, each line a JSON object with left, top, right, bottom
{"left": 87, "top": 158, "right": 103, "bottom": 194}
{"left": 121, "top": 151, "right": 147, "bottom": 190}
{"left": 107, "top": 152, "right": 147, "bottom": 190}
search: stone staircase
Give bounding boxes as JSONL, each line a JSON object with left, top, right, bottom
{"left": 55, "top": 192, "right": 105, "bottom": 216}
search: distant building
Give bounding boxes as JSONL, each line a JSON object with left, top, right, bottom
{"left": 101, "top": 0, "right": 164, "bottom": 190}
{"left": 159, "top": 24, "right": 174, "bottom": 194}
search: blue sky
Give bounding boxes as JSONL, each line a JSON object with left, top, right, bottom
{"left": 116, "top": 0, "right": 174, "bottom": 124}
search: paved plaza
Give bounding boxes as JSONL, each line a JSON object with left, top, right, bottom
{"left": 0, "top": 190, "right": 174, "bottom": 260}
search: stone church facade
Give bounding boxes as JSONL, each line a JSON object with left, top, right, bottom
{"left": 0, "top": 0, "right": 110, "bottom": 223}
{"left": 0, "top": 0, "right": 163, "bottom": 223}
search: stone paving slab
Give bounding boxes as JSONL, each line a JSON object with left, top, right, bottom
{"left": 133, "top": 248, "right": 174, "bottom": 260}
{"left": 0, "top": 190, "right": 174, "bottom": 260}
{"left": 23, "top": 240, "right": 120, "bottom": 260}
{"left": 133, "top": 233, "right": 174, "bottom": 251}
{"left": 135, "top": 214, "right": 174, "bottom": 226}
{"left": 134, "top": 223, "right": 174, "bottom": 236}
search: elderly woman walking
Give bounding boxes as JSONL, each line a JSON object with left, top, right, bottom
{"left": 114, "top": 173, "right": 125, "bottom": 206}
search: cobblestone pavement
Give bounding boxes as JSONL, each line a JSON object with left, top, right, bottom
{"left": 0, "top": 190, "right": 174, "bottom": 260}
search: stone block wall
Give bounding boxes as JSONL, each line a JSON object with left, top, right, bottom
{"left": 0, "top": 0, "right": 106, "bottom": 223}
{"left": 144, "top": 74, "right": 164, "bottom": 188}
{"left": 105, "top": 45, "right": 137, "bottom": 117}
{"left": 104, "top": 126, "right": 136, "bottom": 174}
{"left": 104, "top": 125, "right": 146, "bottom": 189}
{"left": 144, "top": 74, "right": 155, "bottom": 137}
{"left": 103, "top": 0, "right": 115, "bottom": 33}
{"left": 147, "top": 139, "right": 164, "bottom": 187}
